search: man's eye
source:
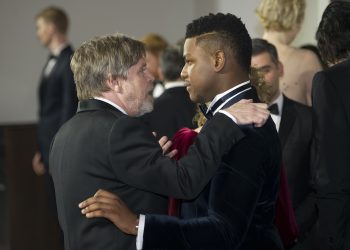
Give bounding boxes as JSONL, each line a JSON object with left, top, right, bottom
{"left": 259, "top": 68, "right": 270, "bottom": 74}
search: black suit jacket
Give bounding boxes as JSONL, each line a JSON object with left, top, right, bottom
{"left": 279, "top": 95, "right": 316, "bottom": 237}
{"left": 312, "top": 58, "right": 350, "bottom": 250}
{"left": 49, "top": 99, "right": 245, "bottom": 250}
{"left": 143, "top": 85, "right": 197, "bottom": 139}
{"left": 143, "top": 87, "right": 283, "bottom": 250}
{"left": 38, "top": 45, "right": 78, "bottom": 166}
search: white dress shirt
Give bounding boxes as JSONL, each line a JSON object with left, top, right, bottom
{"left": 164, "top": 81, "right": 186, "bottom": 90}
{"left": 43, "top": 43, "right": 69, "bottom": 77}
{"left": 269, "top": 94, "right": 283, "bottom": 132}
{"left": 93, "top": 97, "right": 128, "bottom": 115}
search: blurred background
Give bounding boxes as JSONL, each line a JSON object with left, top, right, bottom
{"left": 0, "top": 0, "right": 330, "bottom": 249}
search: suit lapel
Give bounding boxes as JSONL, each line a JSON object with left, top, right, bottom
{"left": 222, "top": 87, "right": 258, "bottom": 109}
{"left": 201, "top": 87, "right": 257, "bottom": 129}
{"left": 279, "top": 95, "right": 296, "bottom": 149}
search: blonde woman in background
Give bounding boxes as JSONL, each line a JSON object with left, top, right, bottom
{"left": 256, "top": 0, "right": 322, "bottom": 106}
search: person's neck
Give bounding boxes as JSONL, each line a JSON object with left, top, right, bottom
{"left": 263, "top": 31, "right": 291, "bottom": 46}
{"left": 48, "top": 34, "right": 68, "bottom": 54}
{"left": 98, "top": 91, "right": 137, "bottom": 116}
{"left": 215, "top": 74, "right": 249, "bottom": 95}
{"left": 269, "top": 90, "right": 281, "bottom": 105}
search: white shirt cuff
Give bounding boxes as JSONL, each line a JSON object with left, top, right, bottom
{"left": 136, "top": 214, "right": 146, "bottom": 250}
{"left": 218, "top": 110, "right": 238, "bottom": 124}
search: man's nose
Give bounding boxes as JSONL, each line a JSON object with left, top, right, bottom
{"left": 146, "top": 69, "right": 155, "bottom": 82}
{"left": 180, "top": 65, "right": 187, "bottom": 80}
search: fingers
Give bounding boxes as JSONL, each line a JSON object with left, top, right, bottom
{"left": 224, "top": 101, "right": 270, "bottom": 126}
{"left": 84, "top": 210, "right": 109, "bottom": 219}
{"left": 79, "top": 191, "right": 118, "bottom": 209}
{"left": 81, "top": 201, "right": 117, "bottom": 223}
{"left": 94, "top": 189, "right": 118, "bottom": 199}
{"left": 158, "top": 136, "right": 175, "bottom": 155}
{"left": 236, "top": 99, "right": 253, "bottom": 104}
{"left": 81, "top": 200, "right": 112, "bottom": 215}
{"left": 161, "top": 140, "right": 173, "bottom": 154}
{"left": 158, "top": 136, "right": 168, "bottom": 147}
{"left": 165, "top": 149, "right": 178, "bottom": 158}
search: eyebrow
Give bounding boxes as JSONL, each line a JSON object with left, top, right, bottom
{"left": 256, "top": 65, "right": 271, "bottom": 70}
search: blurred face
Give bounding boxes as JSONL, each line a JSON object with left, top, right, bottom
{"left": 122, "top": 57, "right": 155, "bottom": 116}
{"left": 251, "top": 52, "right": 283, "bottom": 102}
{"left": 35, "top": 17, "right": 54, "bottom": 47}
{"left": 181, "top": 38, "right": 217, "bottom": 103}
{"left": 145, "top": 51, "right": 160, "bottom": 80}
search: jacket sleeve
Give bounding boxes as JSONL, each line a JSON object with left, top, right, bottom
{"left": 108, "top": 113, "right": 244, "bottom": 200}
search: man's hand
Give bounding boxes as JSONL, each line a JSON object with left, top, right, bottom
{"left": 79, "top": 189, "right": 138, "bottom": 235}
{"left": 32, "top": 152, "right": 46, "bottom": 176}
{"left": 223, "top": 99, "right": 269, "bottom": 127}
{"left": 153, "top": 132, "right": 177, "bottom": 158}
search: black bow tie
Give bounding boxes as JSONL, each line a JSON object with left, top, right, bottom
{"left": 48, "top": 54, "right": 57, "bottom": 60}
{"left": 269, "top": 103, "right": 279, "bottom": 115}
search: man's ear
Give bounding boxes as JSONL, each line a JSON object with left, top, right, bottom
{"left": 213, "top": 50, "right": 225, "bottom": 72}
{"left": 47, "top": 22, "right": 56, "bottom": 35}
{"left": 158, "top": 67, "right": 164, "bottom": 82}
{"left": 277, "top": 61, "right": 284, "bottom": 77}
{"left": 106, "top": 73, "right": 123, "bottom": 93}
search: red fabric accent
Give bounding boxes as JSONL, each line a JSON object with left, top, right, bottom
{"left": 274, "top": 165, "right": 299, "bottom": 247}
{"left": 167, "top": 128, "right": 198, "bottom": 217}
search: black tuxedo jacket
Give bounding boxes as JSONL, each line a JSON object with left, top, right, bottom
{"left": 279, "top": 95, "right": 316, "bottom": 237}
{"left": 38, "top": 45, "right": 78, "bottom": 166}
{"left": 312, "top": 58, "right": 350, "bottom": 250}
{"left": 142, "top": 87, "right": 284, "bottom": 250}
{"left": 143, "top": 86, "right": 197, "bottom": 139}
{"left": 49, "top": 99, "right": 245, "bottom": 250}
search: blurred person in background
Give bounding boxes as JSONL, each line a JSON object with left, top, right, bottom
{"left": 312, "top": 1, "right": 350, "bottom": 249}
{"left": 252, "top": 38, "right": 316, "bottom": 250}
{"left": 256, "top": 0, "right": 322, "bottom": 106}
{"left": 32, "top": 6, "right": 78, "bottom": 248}
{"left": 140, "top": 33, "right": 168, "bottom": 98}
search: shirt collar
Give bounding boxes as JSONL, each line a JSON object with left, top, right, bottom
{"left": 164, "top": 81, "right": 186, "bottom": 89}
{"left": 207, "top": 80, "right": 250, "bottom": 114}
{"left": 51, "top": 43, "right": 69, "bottom": 57}
{"left": 93, "top": 97, "right": 128, "bottom": 115}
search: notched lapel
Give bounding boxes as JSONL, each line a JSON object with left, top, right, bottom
{"left": 279, "top": 96, "right": 296, "bottom": 149}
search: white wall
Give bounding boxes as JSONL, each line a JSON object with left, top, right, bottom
{"left": 0, "top": 0, "right": 329, "bottom": 124}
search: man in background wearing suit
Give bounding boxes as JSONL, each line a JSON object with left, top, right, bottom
{"left": 32, "top": 6, "right": 77, "bottom": 176}
{"left": 312, "top": 2, "right": 350, "bottom": 249}
{"left": 50, "top": 34, "right": 269, "bottom": 250}
{"left": 32, "top": 6, "right": 78, "bottom": 247}
{"left": 251, "top": 38, "right": 316, "bottom": 249}
{"left": 143, "top": 46, "right": 197, "bottom": 139}
{"left": 80, "top": 13, "right": 283, "bottom": 250}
